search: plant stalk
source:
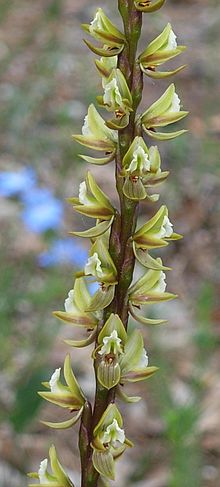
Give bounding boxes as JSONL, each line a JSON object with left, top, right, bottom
{"left": 79, "top": 2, "right": 143, "bottom": 485}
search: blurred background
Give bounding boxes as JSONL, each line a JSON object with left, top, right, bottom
{"left": 0, "top": 0, "right": 220, "bottom": 486}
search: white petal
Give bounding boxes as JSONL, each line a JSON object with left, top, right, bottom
{"left": 102, "top": 418, "right": 125, "bottom": 445}
{"left": 134, "top": 348, "right": 149, "bottom": 369}
{"left": 64, "top": 289, "right": 79, "bottom": 314}
{"left": 170, "top": 92, "right": 181, "bottom": 113}
{"left": 49, "top": 368, "right": 61, "bottom": 393}
{"left": 78, "top": 181, "right": 90, "bottom": 205}
{"left": 82, "top": 114, "right": 91, "bottom": 136}
{"left": 158, "top": 271, "right": 167, "bottom": 293}
{"left": 127, "top": 146, "right": 150, "bottom": 174}
{"left": 103, "top": 78, "right": 123, "bottom": 108}
{"left": 167, "top": 29, "right": 177, "bottom": 50}
{"left": 99, "top": 330, "right": 123, "bottom": 355}
{"left": 84, "top": 252, "right": 103, "bottom": 278}
{"left": 162, "top": 215, "right": 173, "bottom": 237}
{"left": 38, "top": 459, "right": 50, "bottom": 484}
{"left": 90, "top": 9, "right": 103, "bottom": 34}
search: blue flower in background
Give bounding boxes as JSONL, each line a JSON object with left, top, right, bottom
{"left": 0, "top": 167, "right": 88, "bottom": 268}
{"left": 38, "top": 237, "right": 88, "bottom": 267}
{"left": 21, "top": 192, "right": 64, "bottom": 233}
{"left": 20, "top": 187, "right": 55, "bottom": 205}
{"left": 0, "top": 168, "right": 36, "bottom": 197}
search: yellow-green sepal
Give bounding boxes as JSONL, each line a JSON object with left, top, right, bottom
{"left": 133, "top": 243, "right": 171, "bottom": 270}
{"left": 131, "top": 292, "right": 177, "bottom": 306}
{"left": 70, "top": 217, "right": 114, "bottom": 239}
{"left": 41, "top": 408, "right": 83, "bottom": 429}
{"left": 135, "top": 0, "right": 166, "bottom": 13}
{"left": 122, "top": 366, "right": 159, "bottom": 382}
{"left": 123, "top": 177, "right": 146, "bottom": 201}
{"left": 129, "top": 303, "right": 168, "bottom": 325}
{"left": 138, "top": 23, "right": 186, "bottom": 68}
{"left": 86, "top": 285, "right": 115, "bottom": 312}
{"left": 79, "top": 152, "right": 115, "bottom": 165}
{"left": 116, "top": 385, "right": 141, "bottom": 403}
{"left": 53, "top": 310, "right": 97, "bottom": 328}
{"left": 119, "top": 330, "right": 143, "bottom": 374}
{"left": 38, "top": 354, "right": 85, "bottom": 410}
{"left": 92, "top": 450, "right": 115, "bottom": 481}
{"left": 64, "top": 329, "right": 97, "bottom": 348}
{"left": 88, "top": 172, "right": 114, "bottom": 211}
{"left": 143, "top": 126, "right": 188, "bottom": 141}
{"left": 73, "top": 134, "right": 114, "bottom": 152}
{"left": 97, "top": 359, "right": 121, "bottom": 390}
{"left": 141, "top": 64, "right": 187, "bottom": 79}
{"left": 49, "top": 445, "right": 74, "bottom": 487}
{"left": 64, "top": 354, "right": 85, "bottom": 400}
{"left": 28, "top": 445, "right": 74, "bottom": 487}
{"left": 84, "top": 39, "right": 124, "bottom": 57}
{"left": 95, "top": 56, "right": 118, "bottom": 78}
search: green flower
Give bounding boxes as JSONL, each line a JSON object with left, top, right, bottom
{"left": 121, "top": 137, "right": 169, "bottom": 201}
{"left": 92, "top": 404, "right": 133, "bottom": 480}
{"left": 81, "top": 237, "right": 117, "bottom": 285}
{"left": 94, "top": 314, "right": 158, "bottom": 391}
{"left": 82, "top": 8, "right": 125, "bottom": 57}
{"left": 132, "top": 204, "right": 182, "bottom": 250}
{"left": 128, "top": 265, "right": 177, "bottom": 325}
{"left": 68, "top": 171, "right": 115, "bottom": 220}
{"left": 97, "top": 68, "right": 133, "bottom": 130}
{"left": 53, "top": 276, "right": 115, "bottom": 346}
{"left": 28, "top": 445, "right": 74, "bottom": 487}
{"left": 73, "top": 104, "right": 117, "bottom": 165}
{"left": 141, "top": 83, "right": 188, "bottom": 140}
{"left": 139, "top": 23, "right": 186, "bottom": 78}
{"left": 38, "top": 355, "right": 85, "bottom": 429}
{"left": 54, "top": 277, "right": 99, "bottom": 328}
